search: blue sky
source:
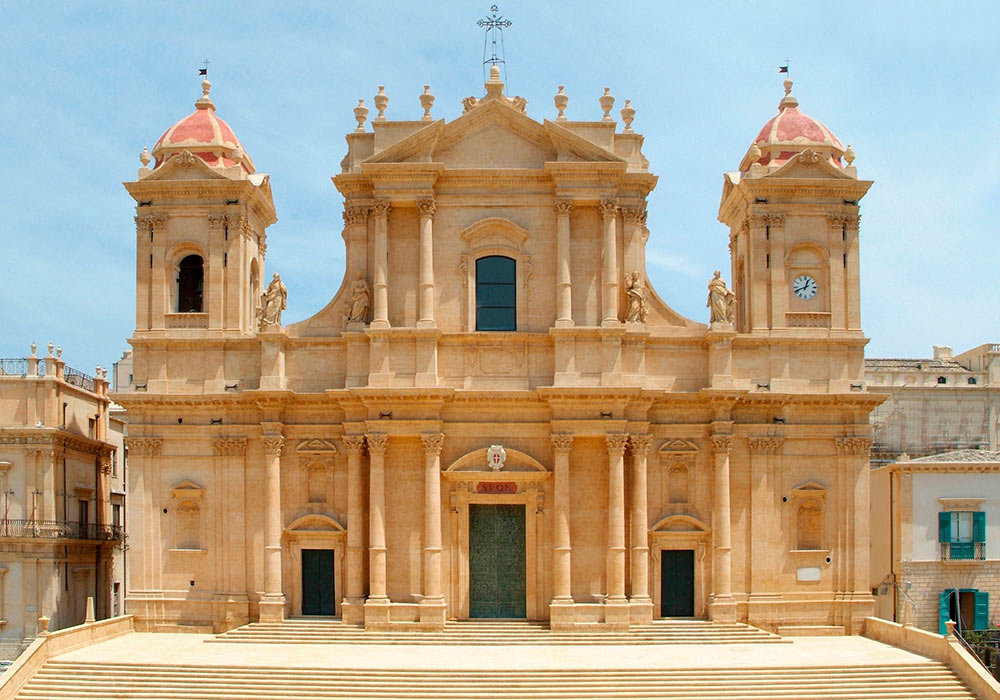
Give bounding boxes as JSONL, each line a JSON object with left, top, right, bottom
{"left": 1, "top": 1, "right": 998, "bottom": 374}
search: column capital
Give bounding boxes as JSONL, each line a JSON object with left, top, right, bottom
{"left": 621, "top": 207, "right": 647, "bottom": 225}
{"left": 836, "top": 437, "right": 872, "bottom": 456}
{"left": 99, "top": 455, "right": 113, "bottom": 475}
{"left": 554, "top": 199, "right": 573, "bottom": 216}
{"left": 341, "top": 435, "right": 367, "bottom": 455}
{"left": 342, "top": 205, "right": 369, "bottom": 227}
{"left": 747, "top": 437, "right": 783, "bottom": 455}
{"left": 599, "top": 197, "right": 619, "bottom": 219}
{"left": 213, "top": 437, "right": 247, "bottom": 457}
{"left": 417, "top": 199, "right": 437, "bottom": 217}
{"left": 366, "top": 432, "right": 389, "bottom": 455}
{"left": 629, "top": 434, "right": 653, "bottom": 455}
{"left": 710, "top": 435, "right": 732, "bottom": 453}
{"left": 261, "top": 435, "right": 285, "bottom": 457}
{"left": 124, "top": 437, "right": 162, "bottom": 456}
{"left": 605, "top": 433, "right": 629, "bottom": 455}
{"left": 550, "top": 433, "right": 574, "bottom": 454}
{"left": 372, "top": 199, "right": 392, "bottom": 218}
{"left": 421, "top": 432, "right": 444, "bottom": 455}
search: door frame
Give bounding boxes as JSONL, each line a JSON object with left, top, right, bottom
{"left": 649, "top": 515, "right": 710, "bottom": 619}
{"left": 283, "top": 514, "right": 346, "bottom": 618}
{"left": 444, "top": 461, "right": 550, "bottom": 621}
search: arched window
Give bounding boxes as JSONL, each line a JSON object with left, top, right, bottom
{"left": 476, "top": 256, "right": 516, "bottom": 331}
{"left": 177, "top": 255, "right": 204, "bottom": 313}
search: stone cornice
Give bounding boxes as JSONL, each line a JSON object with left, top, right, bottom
{"left": 892, "top": 462, "right": 1000, "bottom": 475}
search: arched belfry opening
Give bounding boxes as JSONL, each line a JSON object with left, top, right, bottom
{"left": 177, "top": 254, "right": 204, "bottom": 313}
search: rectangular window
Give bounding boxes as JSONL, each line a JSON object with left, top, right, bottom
{"left": 112, "top": 503, "right": 122, "bottom": 528}
{"left": 475, "top": 256, "right": 516, "bottom": 331}
{"left": 939, "top": 510, "right": 985, "bottom": 560}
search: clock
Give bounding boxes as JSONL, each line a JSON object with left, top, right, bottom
{"left": 792, "top": 275, "right": 818, "bottom": 300}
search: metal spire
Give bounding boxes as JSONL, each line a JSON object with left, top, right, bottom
{"left": 477, "top": 5, "right": 511, "bottom": 84}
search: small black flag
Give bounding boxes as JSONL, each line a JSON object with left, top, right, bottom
{"left": 199, "top": 68, "right": 208, "bottom": 76}
{"left": 778, "top": 65, "right": 789, "bottom": 74}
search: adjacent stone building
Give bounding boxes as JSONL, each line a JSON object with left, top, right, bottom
{"left": 116, "top": 70, "right": 881, "bottom": 635}
{"left": 0, "top": 345, "right": 125, "bottom": 658}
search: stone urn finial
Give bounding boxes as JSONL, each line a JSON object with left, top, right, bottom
{"left": 554, "top": 85, "right": 568, "bottom": 121}
{"left": 38, "top": 615, "right": 50, "bottom": 636}
{"left": 844, "top": 144, "right": 856, "bottom": 165}
{"left": 47, "top": 342, "right": 54, "bottom": 356}
{"left": 599, "top": 87, "right": 615, "bottom": 121}
{"left": 373, "top": 85, "right": 388, "bottom": 121}
{"left": 30, "top": 342, "right": 37, "bottom": 357}
{"left": 420, "top": 85, "right": 435, "bottom": 121}
{"left": 353, "top": 99, "right": 369, "bottom": 133}
{"left": 139, "top": 147, "right": 151, "bottom": 166}
{"left": 620, "top": 99, "right": 635, "bottom": 133}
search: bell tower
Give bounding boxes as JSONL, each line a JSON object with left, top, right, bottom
{"left": 125, "top": 79, "right": 277, "bottom": 339}
{"left": 719, "top": 80, "right": 871, "bottom": 335}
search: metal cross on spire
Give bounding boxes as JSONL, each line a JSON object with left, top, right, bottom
{"left": 477, "top": 5, "right": 511, "bottom": 83}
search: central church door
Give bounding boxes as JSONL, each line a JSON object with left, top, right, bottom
{"left": 301, "top": 549, "right": 335, "bottom": 615}
{"left": 469, "top": 504, "right": 526, "bottom": 618}
{"left": 661, "top": 549, "right": 695, "bottom": 617}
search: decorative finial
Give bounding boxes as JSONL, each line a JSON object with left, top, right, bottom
{"left": 139, "top": 147, "right": 151, "bottom": 166}
{"left": 620, "top": 99, "right": 635, "bottom": 133}
{"left": 779, "top": 78, "right": 798, "bottom": 110}
{"left": 30, "top": 342, "right": 37, "bottom": 357}
{"left": 353, "top": 99, "right": 369, "bottom": 132}
{"left": 102, "top": 368, "right": 108, "bottom": 380}
{"left": 47, "top": 342, "right": 54, "bottom": 356}
{"left": 56, "top": 345, "right": 62, "bottom": 358}
{"left": 554, "top": 86, "right": 568, "bottom": 121}
{"left": 599, "top": 87, "right": 615, "bottom": 121}
{"left": 844, "top": 144, "right": 856, "bottom": 165}
{"left": 489, "top": 64, "right": 501, "bottom": 82}
{"left": 373, "top": 85, "right": 388, "bottom": 121}
{"left": 749, "top": 143, "right": 762, "bottom": 162}
{"left": 419, "top": 85, "right": 435, "bottom": 121}
{"left": 478, "top": 5, "right": 512, "bottom": 84}
{"left": 195, "top": 78, "right": 214, "bottom": 110}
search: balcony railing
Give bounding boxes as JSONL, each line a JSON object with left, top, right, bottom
{"left": 0, "top": 519, "right": 124, "bottom": 541}
{"left": 940, "top": 541, "right": 986, "bottom": 561}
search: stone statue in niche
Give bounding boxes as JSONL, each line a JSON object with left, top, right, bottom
{"left": 623, "top": 271, "right": 649, "bottom": 323}
{"left": 258, "top": 273, "right": 287, "bottom": 330}
{"left": 707, "top": 270, "right": 736, "bottom": 325}
{"left": 346, "top": 273, "right": 370, "bottom": 324}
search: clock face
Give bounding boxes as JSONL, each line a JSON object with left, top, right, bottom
{"left": 793, "top": 275, "right": 818, "bottom": 300}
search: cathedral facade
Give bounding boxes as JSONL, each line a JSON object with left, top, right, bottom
{"left": 117, "top": 67, "right": 880, "bottom": 633}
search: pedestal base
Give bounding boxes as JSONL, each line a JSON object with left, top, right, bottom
{"left": 548, "top": 599, "right": 576, "bottom": 632}
{"left": 363, "top": 598, "right": 391, "bottom": 630}
{"left": 418, "top": 599, "right": 447, "bottom": 630}
{"left": 708, "top": 597, "right": 737, "bottom": 623}
{"left": 341, "top": 598, "right": 366, "bottom": 625}
{"left": 628, "top": 598, "right": 654, "bottom": 626}
{"left": 603, "top": 599, "right": 631, "bottom": 631}
{"left": 258, "top": 595, "right": 286, "bottom": 623}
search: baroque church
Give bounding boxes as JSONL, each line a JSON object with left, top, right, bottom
{"left": 117, "top": 65, "right": 881, "bottom": 634}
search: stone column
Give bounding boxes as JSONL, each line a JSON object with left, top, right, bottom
{"left": 420, "top": 433, "right": 445, "bottom": 627}
{"left": 709, "top": 433, "right": 736, "bottom": 621}
{"left": 341, "top": 435, "right": 367, "bottom": 624}
{"left": 600, "top": 198, "right": 620, "bottom": 326}
{"left": 259, "top": 431, "right": 286, "bottom": 622}
{"left": 417, "top": 200, "right": 437, "bottom": 328}
{"left": 549, "top": 434, "right": 574, "bottom": 629}
{"left": 371, "top": 200, "right": 391, "bottom": 329}
{"left": 605, "top": 433, "right": 630, "bottom": 627}
{"left": 621, "top": 206, "right": 647, "bottom": 279}
{"left": 629, "top": 434, "right": 653, "bottom": 624}
{"left": 364, "top": 432, "right": 390, "bottom": 628}
{"left": 554, "top": 200, "right": 573, "bottom": 327}
{"left": 41, "top": 449, "right": 58, "bottom": 523}
{"left": 746, "top": 437, "right": 783, "bottom": 625}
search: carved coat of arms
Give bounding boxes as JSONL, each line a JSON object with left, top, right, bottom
{"left": 487, "top": 444, "right": 507, "bottom": 472}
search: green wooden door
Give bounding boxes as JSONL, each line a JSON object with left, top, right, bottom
{"left": 661, "top": 549, "right": 695, "bottom": 617}
{"left": 469, "top": 504, "right": 526, "bottom": 618}
{"left": 301, "top": 549, "right": 335, "bottom": 615}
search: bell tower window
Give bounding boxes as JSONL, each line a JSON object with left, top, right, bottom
{"left": 177, "top": 255, "right": 204, "bottom": 313}
{"left": 475, "top": 255, "right": 516, "bottom": 331}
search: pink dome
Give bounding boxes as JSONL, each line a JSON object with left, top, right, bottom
{"left": 151, "top": 80, "right": 255, "bottom": 175}
{"left": 744, "top": 80, "right": 845, "bottom": 171}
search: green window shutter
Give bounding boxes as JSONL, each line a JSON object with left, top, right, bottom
{"left": 973, "top": 591, "right": 989, "bottom": 630}
{"left": 938, "top": 512, "right": 951, "bottom": 543}
{"left": 939, "top": 591, "right": 952, "bottom": 635}
{"left": 973, "top": 511, "right": 986, "bottom": 543}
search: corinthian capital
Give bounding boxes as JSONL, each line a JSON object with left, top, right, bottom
{"left": 213, "top": 438, "right": 248, "bottom": 457}
{"left": 550, "top": 433, "right": 574, "bottom": 454}
{"left": 417, "top": 199, "right": 437, "bottom": 217}
{"left": 710, "top": 435, "right": 732, "bottom": 453}
{"left": 621, "top": 207, "right": 647, "bottom": 225}
{"left": 599, "top": 198, "right": 619, "bottom": 219}
{"left": 554, "top": 200, "right": 573, "bottom": 216}
{"left": 747, "top": 437, "right": 784, "bottom": 456}
{"left": 124, "top": 437, "right": 162, "bottom": 456}
{"left": 836, "top": 437, "right": 872, "bottom": 456}
{"left": 605, "top": 433, "right": 629, "bottom": 455}
{"left": 261, "top": 436, "right": 285, "bottom": 457}
{"left": 341, "top": 435, "right": 367, "bottom": 455}
{"left": 421, "top": 433, "right": 444, "bottom": 455}
{"left": 372, "top": 199, "right": 391, "bottom": 218}
{"left": 366, "top": 433, "right": 389, "bottom": 455}
{"left": 342, "top": 205, "right": 369, "bottom": 227}
{"left": 629, "top": 434, "right": 653, "bottom": 455}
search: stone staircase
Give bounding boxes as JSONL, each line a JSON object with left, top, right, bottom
{"left": 209, "top": 618, "right": 788, "bottom": 645}
{"left": 17, "top": 660, "right": 977, "bottom": 699}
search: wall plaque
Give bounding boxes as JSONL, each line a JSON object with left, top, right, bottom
{"left": 477, "top": 481, "right": 517, "bottom": 494}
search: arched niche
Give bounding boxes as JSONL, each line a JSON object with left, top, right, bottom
{"left": 649, "top": 514, "right": 711, "bottom": 619}
{"left": 283, "top": 513, "right": 346, "bottom": 618}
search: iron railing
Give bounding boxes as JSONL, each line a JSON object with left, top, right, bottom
{"left": 940, "top": 541, "right": 986, "bottom": 561}
{"left": 955, "top": 628, "right": 1000, "bottom": 681}
{"left": 0, "top": 519, "right": 124, "bottom": 541}
{"left": 0, "top": 359, "right": 29, "bottom": 376}
{"left": 63, "top": 366, "right": 96, "bottom": 392}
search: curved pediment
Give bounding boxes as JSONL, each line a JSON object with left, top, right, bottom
{"left": 650, "top": 514, "right": 710, "bottom": 533}
{"left": 285, "top": 513, "right": 346, "bottom": 534}
{"left": 460, "top": 217, "right": 530, "bottom": 252}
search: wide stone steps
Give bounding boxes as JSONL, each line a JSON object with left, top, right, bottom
{"left": 209, "top": 619, "right": 788, "bottom": 645}
{"left": 18, "top": 661, "right": 977, "bottom": 699}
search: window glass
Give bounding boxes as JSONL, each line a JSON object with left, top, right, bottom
{"left": 476, "top": 256, "right": 515, "bottom": 331}
{"left": 952, "top": 511, "right": 973, "bottom": 542}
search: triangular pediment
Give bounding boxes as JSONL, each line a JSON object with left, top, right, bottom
{"left": 296, "top": 438, "right": 339, "bottom": 454}
{"left": 791, "top": 480, "right": 828, "bottom": 496}
{"left": 765, "top": 149, "right": 851, "bottom": 180}
{"left": 659, "top": 439, "right": 699, "bottom": 454}
{"left": 169, "top": 479, "right": 205, "bottom": 499}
